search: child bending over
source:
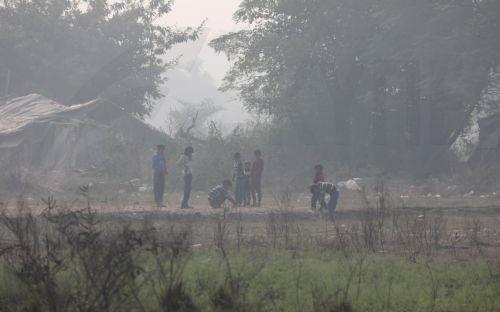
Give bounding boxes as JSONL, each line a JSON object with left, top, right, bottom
{"left": 310, "top": 182, "right": 339, "bottom": 220}
{"left": 209, "top": 180, "right": 237, "bottom": 208}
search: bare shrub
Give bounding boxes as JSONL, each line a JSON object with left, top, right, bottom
{"left": 464, "top": 218, "right": 484, "bottom": 255}
{"left": 213, "top": 207, "right": 230, "bottom": 251}
{"left": 45, "top": 192, "right": 148, "bottom": 311}
{"left": 328, "top": 223, "right": 362, "bottom": 253}
{"left": 311, "top": 282, "right": 353, "bottom": 312}
{"left": 235, "top": 210, "right": 244, "bottom": 252}
{"left": 148, "top": 226, "right": 196, "bottom": 312}
{"left": 358, "top": 181, "right": 390, "bottom": 252}
{"left": 0, "top": 196, "right": 68, "bottom": 311}
{"left": 0, "top": 189, "right": 198, "bottom": 311}
{"left": 265, "top": 189, "right": 296, "bottom": 250}
{"left": 391, "top": 210, "right": 446, "bottom": 262}
{"left": 210, "top": 206, "right": 243, "bottom": 311}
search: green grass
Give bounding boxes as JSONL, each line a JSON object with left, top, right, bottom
{"left": 0, "top": 248, "right": 499, "bottom": 311}
{"left": 180, "top": 251, "right": 500, "bottom": 311}
{"left": 125, "top": 250, "right": 500, "bottom": 311}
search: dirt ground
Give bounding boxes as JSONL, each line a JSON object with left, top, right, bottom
{"left": 9, "top": 190, "right": 500, "bottom": 222}
{"left": 6, "top": 189, "right": 498, "bottom": 260}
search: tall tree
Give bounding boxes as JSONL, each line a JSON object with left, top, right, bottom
{"left": 211, "top": 0, "right": 499, "bottom": 173}
{"left": 0, "top": 0, "right": 201, "bottom": 117}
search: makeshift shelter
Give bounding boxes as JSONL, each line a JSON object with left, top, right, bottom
{"left": 0, "top": 94, "right": 172, "bottom": 191}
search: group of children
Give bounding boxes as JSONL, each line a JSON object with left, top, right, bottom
{"left": 208, "top": 162, "right": 339, "bottom": 220}
{"left": 153, "top": 144, "right": 338, "bottom": 216}
{"left": 208, "top": 150, "right": 264, "bottom": 209}
{"left": 232, "top": 150, "right": 264, "bottom": 207}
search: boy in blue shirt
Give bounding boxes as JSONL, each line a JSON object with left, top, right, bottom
{"left": 152, "top": 144, "right": 168, "bottom": 207}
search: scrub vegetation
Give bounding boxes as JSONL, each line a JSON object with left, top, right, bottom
{"left": 0, "top": 188, "right": 498, "bottom": 311}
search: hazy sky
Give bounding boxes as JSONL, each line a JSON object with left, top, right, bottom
{"left": 148, "top": 0, "right": 249, "bottom": 130}
{"left": 165, "top": 0, "right": 243, "bottom": 82}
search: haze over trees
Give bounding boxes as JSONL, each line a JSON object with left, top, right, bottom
{"left": 0, "top": 0, "right": 201, "bottom": 117}
{"left": 1, "top": 0, "right": 500, "bottom": 187}
{"left": 211, "top": 0, "right": 500, "bottom": 176}
{"left": 1, "top": 2, "right": 500, "bottom": 310}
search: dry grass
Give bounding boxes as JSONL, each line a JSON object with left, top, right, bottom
{"left": 0, "top": 187, "right": 499, "bottom": 310}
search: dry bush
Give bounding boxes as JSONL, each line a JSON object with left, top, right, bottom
{"left": 356, "top": 181, "right": 390, "bottom": 252}
{"left": 148, "top": 225, "right": 196, "bottom": 312}
{"left": 0, "top": 188, "right": 197, "bottom": 311}
{"left": 0, "top": 196, "right": 68, "bottom": 311}
{"left": 311, "top": 283, "right": 353, "bottom": 312}
{"left": 391, "top": 210, "right": 446, "bottom": 262}
{"left": 464, "top": 217, "right": 485, "bottom": 256}
{"left": 316, "top": 181, "right": 449, "bottom": 261}
{"left": 266, "top": 190, "right": 296, "bottom": 251}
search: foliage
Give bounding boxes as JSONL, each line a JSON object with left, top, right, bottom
{"left": 0, "top": 0, "right": 201, "bottom": 117}
{"left": 211, "top": 0, "right": 500, "bottom": 175}
{"left": 165, "top": 98, "right": 223, "bottom": 139}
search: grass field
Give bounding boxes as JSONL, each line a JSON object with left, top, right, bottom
{"left": 2, "top": 250, "right": 497, "bottom": 311}
{"left": 0, "top": 188, "right": 499, "bottom": 311}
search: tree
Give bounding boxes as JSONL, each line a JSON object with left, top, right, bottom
{"left": 0, "top": 0, "right": 202, "bottom": 117}
{"left": 211, "top": 0, "right": 500, "bottom": 174}
{"left": 166, "top": 98, "right": 223, "bottom": 141}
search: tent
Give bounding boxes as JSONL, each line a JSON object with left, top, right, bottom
{"left": 0, "top": 94, "right": 173, "bottom": 191}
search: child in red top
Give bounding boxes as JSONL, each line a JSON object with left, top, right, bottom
{"left": 313, "top": 164, "right": 325, "bottom": 184}
{"left": 311, "top": 164, "right": 325, "bottom": 209}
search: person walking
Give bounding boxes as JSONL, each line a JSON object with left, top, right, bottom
{"left": 152, "top": 144, "right": 168, "bottom": 207}
{"left": 177, "top": 146, "right": 194, "bottom": 208}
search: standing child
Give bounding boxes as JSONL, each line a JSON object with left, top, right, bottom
{"left": 311, "top": 164, "right": 325, "bottom": 210}
{"left": 176, "top": 146, "right": 194, "bottom": 209}
{"left": 250, "top": 149, "right": 264, "bottom": 207}
{"left": 152, "top": 144, "right": 168, "bottom": 208}
{"left": 243, "top": 162, "right": 252, "bottom": 206}
{"left": 233, "top": 152, "right": 245, "bottom": 206}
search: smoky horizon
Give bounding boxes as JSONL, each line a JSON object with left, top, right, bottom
{"left": 0, "top": 1, "right": 499, "bottom": 310}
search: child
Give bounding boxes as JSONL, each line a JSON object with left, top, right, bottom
{"left": 243, "top": 162, "right": 252, "bottom": 206}
{"left": 250, "top": 149, "right": 264, "bottom": 207}
{"left": 152, "top": 144, "right": 168, "bottom": 207}
{"left": 310, "top": 182, "right": 339, "bottom": 220}
{"left": 176, "top": 146, "right": 194, "bottom": 209}
{"left": 311, "top": 164, "right": 325, "bottom": 209}
{"left": 233, "top": 152, "right": 245, "bottom": 206}
{"left": 208, "top": 180, "right": 237, "bottom": 208}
